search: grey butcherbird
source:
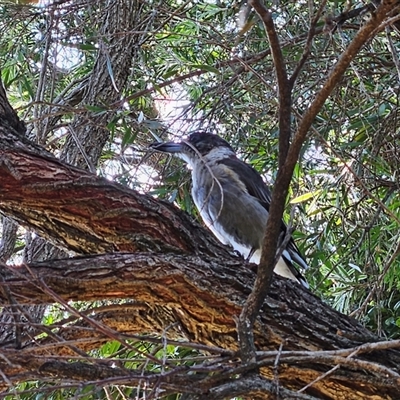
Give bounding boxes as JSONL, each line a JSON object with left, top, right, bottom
{"left": 151, "top": 132, "right": 309, "bottom": 288}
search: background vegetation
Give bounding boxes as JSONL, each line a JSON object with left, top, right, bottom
{"left": 0, "top": 0, "right": 399, "bottom": 398}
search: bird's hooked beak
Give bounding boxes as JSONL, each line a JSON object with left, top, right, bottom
{"left": 150, "top": 139, "right": 196, "bottom": 167}
{"left": 150, "top": 141, "right": 185, "bottom": 154}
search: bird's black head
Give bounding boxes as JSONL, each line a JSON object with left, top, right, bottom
{"left": 150, "top": 132, "right": 235, "bottom": 166}
{"left": 186, "top": 132, "right": 234, "bottom": 155}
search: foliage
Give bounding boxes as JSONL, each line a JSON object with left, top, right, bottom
{"left": 0, "top": 0, "right": 399, "bottom": 397}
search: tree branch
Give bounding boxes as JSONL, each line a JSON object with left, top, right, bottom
{"left": 0, "top": 253, "right": 399, "bottom": 397}
{"left": 289, "top": 0, "right": 327, "bottom": 86}
{"left": 248, "top": 0, "right": 291, "bottom": 167}
{"left": 238, "top": 0, "right": 399, "bottom": 374}
{"left": 239, "top": 0, "right": 293, "bottom": 366}
{"left": 0, "top": 128, "right": 230, "bottom": 258}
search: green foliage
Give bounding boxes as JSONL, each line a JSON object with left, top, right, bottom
{"left": 1, "top": 0, "right": 400, "bottom": 397}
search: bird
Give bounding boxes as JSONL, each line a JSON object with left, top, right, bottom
{"left": 151, "top": 132, "right": 309, "bottom": 288}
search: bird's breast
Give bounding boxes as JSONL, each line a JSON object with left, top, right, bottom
{"left": 190, "top": 161, "right": 269, "bottom": 254}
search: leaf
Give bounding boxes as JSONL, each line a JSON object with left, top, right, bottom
{"left": 78, "top": 43, "right": 97, "bottom": 51}
{"left": 348, "top": 263, "right": 362, "bottom": 273}
{"left": 189, "top": 64, "right": 220, "bottom": 74}
{"left": 85, "top": 105, "right": 108, "bottom": 113}
{"left": 137, "top": 111, "right": 144, "bottom": 123}
{"left": 290, "top": 190, "right": 320, "bottom": 204}
{"left": 121, "top": 123, "right": 138, "bottom": 148}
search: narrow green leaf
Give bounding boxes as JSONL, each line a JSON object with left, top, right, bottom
{"left": 190, "top": 64, "right": 220, "bottom": 74}
{"left": 85, "top": 105, "right": 108, "bottom": 113}
{"left": 290, "top": 191, "right": 320, "bottom": 204}
{"left": 78, "top": 43, "right": 97, "bottom": 51}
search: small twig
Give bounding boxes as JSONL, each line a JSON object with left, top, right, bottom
{"left": 299, "top": 364, "right": 341, "bottom": 393}
{"left": 67, "top": 125, "right": 96, "bottom": 173}
{"left": 181, "top": 139, "right": 225, "bottom": 225}
{"left": 289, "top": 0, "right": 327, "bottom": 86}
{"left": 272, "top": 342, "right": 284, "bottom": 394}
{"left": 350, "top": 235, "right": 400, "bottom": 318}
{"left": 298, "top": 345, "right": 362, "bottom": 392}
{"left": 385, "top": 26, "right": 400, "bottom": 82}
{"left": 273, "top": 207, "right": 296, "bottom": 267}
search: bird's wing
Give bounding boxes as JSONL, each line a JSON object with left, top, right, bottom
{"left": 219, "top": 157, "right": 308, "bottom": 272}
{"left": 217, "top": 157, "right": 272, "bottom": 204}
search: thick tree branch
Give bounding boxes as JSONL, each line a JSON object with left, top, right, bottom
{"left": 0, "top": 253, "right": 399, "bottom": 397}
{"left": 0, "top": 128, "right": 230, "bottom": 258}
{"left": 239, "top": 0, "right": 293, "bottom": 366}
{"left": 248, "top": 0, "right": 291, "bottom": 167}
{"left": 1, "top": 123, "right": 400, "bottom": 396}
{"left": 249, "top": 0, "right": 398, "bottom": 359}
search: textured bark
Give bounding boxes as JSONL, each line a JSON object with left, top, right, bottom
{"left": 0, "top": 126, "right": 228, "bottom": 258}
{"left": 1, "top": 254, "right": 400, "bottom": 398}
{"left": 0, "top": 216, "right": 17, "bottom": 262}
{"left": 60, "top": 0, "right": 144, "bottom": 168}
{"left": 2, "top": 2, "right": 400, "bottom": 392}
{"left": 1, "top": 124, "right": 400, "bottom": 398}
